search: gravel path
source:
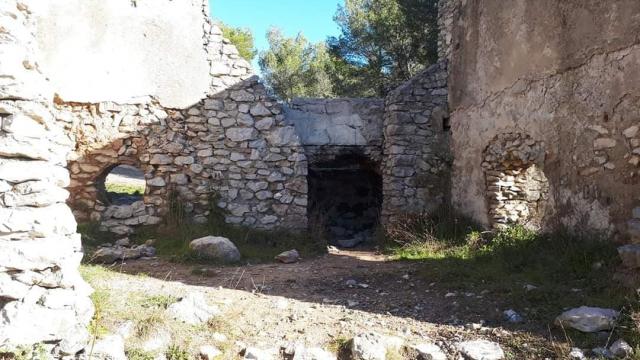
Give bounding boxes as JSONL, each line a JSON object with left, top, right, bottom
{"left": 101, "top": 248, "right": 557, "bottom": 358}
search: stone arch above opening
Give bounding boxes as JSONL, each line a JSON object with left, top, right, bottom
{"left": 482, "top": 132, "right": 551, "bottom": 230}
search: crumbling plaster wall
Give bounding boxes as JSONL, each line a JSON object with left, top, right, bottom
{"left": 45, "top": 0, "right": 308, "bottom": 234}
{"left": 448, "top": 0, "right": 640, "bottom": 239}
{"left": 30, "top": 0, "right": 211, "bottom": 109}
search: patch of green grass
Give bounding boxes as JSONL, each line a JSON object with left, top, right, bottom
{"left": 130, "top": 192, "right": 326, "bottom": 264}
{"left": 141, "top": 295, "right": 178, "bottom": 309}
{"left": 80, "top": 264, "right": 117, "bottom": 284}
{"left": 134, "top": 310, "right": 167, "bottom": 339}
{"left": 383, "top": 211, "right": 638, "bottom": 355}
{"left": 165, "top": 345, "right": 190, "bottom": 360}
{"left": 80, "top": 265, "right": 235, "bottom": 359}
{"left": 105, "top": 182, "right": 145, "bottom": 196}
{"left": 126, "top": 349, "right": 156, "bottom": 360}
{"left": 0, "top": 344, "right": 49, "bottom": 360}
{"left": 326, "top": 335, "right": 350, "bottom": 355}
{"left": 88, "top": 288, "right": 111, "bottom": 338}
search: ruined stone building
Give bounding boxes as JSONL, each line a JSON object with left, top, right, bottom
{"left": 1, "top": 0, "right": 639, "bottom": 356}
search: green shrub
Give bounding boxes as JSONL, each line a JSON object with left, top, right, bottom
{"left": 126, "top": 349, "right": 155, "bottom": 360}
{"left": 140, "top": 295, "right": 178, "bottom": 309}
{"left": 165, "top": 345, "right": 190, "bottom": 360}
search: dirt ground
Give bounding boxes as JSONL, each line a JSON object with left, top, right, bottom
{"left": 103, "top": 248, "right": 560, "bottom": 358}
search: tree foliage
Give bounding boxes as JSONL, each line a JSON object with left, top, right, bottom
{"left": 258, "top": 28, "right": 335, "bottom": 102}
{"left": 219, "top": 23, "right": 257, "bottom": 62}
{"left": 328, "top": 0, "right": 439, "bottom": 97}
{"left": 258, "top": 0, "right": 439, "bottom": 100}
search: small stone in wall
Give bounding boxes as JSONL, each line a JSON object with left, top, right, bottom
{"left": 226, "top": 128, "right": 257, "bottom": 142}
{"left": 619, "top": 244, "right": 640, "bottom": 268}
{"left": 250, "top": 103, "right": 272, "bottom": 116}
{"left": 174, "top": 156, "right": 194, "bottom": 165}
{"left": 147, "top": 177, "right": 165, "bottom": 187}
{"left": 150, "top": 154, "right": 172, "bottom": 165}
{"left": 629, "top": 219, "right": 640, "bottom": 238}
{"left": 230, "top": 90, "right": 255, "bottom": 102}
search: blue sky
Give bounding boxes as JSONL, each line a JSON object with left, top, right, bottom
{"left": 209, "top": 0, "right": 343, "bottom": 69}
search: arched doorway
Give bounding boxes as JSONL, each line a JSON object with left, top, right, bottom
{"left": 97, "top": 164, "right": 146, "bottom": 205}
{"left": 482, "top": 133, "right": 550, "bottom": 230}
{"left": 307, "top": 152, "right": 382, "bottom": 247}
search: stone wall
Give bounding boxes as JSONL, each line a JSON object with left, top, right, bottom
{"left": 380, "top": 62, "right": 451, "bottom": 222}
{"left": 447, "top": 0, "right": 640, "bottom": 241}
{"left": 285, "top": 99, "right": 385, "bottom": 245}
{"left": 285, "top": 98, "right": 385, "bottom": 165}
{"left": 56, "top": 7, "right": 308, "bottom": 233}
{"left": 0, "top": 1, "right": 93, "bottom": 356}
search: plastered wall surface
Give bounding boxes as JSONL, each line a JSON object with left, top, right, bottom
{"left": 28, "top": 0, "right": 210, "bottom": 109}
{"left": 448, "top": 0, "right": 640, "bottom": 238}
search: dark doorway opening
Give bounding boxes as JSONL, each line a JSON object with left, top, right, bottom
{"left": 307, "top": 153, "right": 382, "bottom": 248}
{"left": 96, "top": 164, "right": 146, "bottom": 206}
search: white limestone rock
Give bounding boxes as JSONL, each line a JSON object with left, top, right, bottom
{"left": 0, "top": 273, "right": 30, "bottom": 300}
{"left": 275, "top": 249, "right": 300, "bottom": 264}
{"left": 243, "top": 347, "right": 279, "bottom": 360}
{"left": 91, "top": 334, "right": 127, "bottom": 360}
{"left": 555, "top": 307, "right": 619, "bottom": 332}
{"left": 350, "top": 332, "right": 404, "bottom": 360}
{"left": 456, "top": 340, "right": 505, "bottom": 360}
{"left": 199, "top": 345, "right": 222, "bottom": 360}
{"left": 413, "top": 343, "right": 447, "bottom": 360}
{"left": 141, "top": 328, "right": 171, "bottom": 352}
{"left": 568, "top": 348, "right": 586, "bottom": 360}
{"left": 166, "top": 293, "right": 220, "bottom": 325}
{"left": 0, "top": 301, "right": 90, "bottom": 355}
{"left": 0, "top": 203, "right": 77, "bottom": 237}
{"left": 190, "top": 236, "right": 241, "bottom": 263}
{"left": 610, "top": 339, "right": 633, "bottom": 358}
{"left": 292, "top": 346, "right": 336, "bottom": 360}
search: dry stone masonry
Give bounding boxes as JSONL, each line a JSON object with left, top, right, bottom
{"left": 59, "top": 9, "right": 309, "bottom": 234}
{"left": 0, "top": 1, "right": 93, "bottom": 356}
{"left": 286, "top": 99, "right": 384, "bottom": 243}
{"left": 2, "top": 0, "right": 640, "bottom": 355}
{"left": 448, "top": 0, "right": 640, "bottom": 242}
{"left": 380, "top": 62, "right": 450, "bottom": 222}
{"left": 482, "top": 133, "right": 550, "bottom": 229}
